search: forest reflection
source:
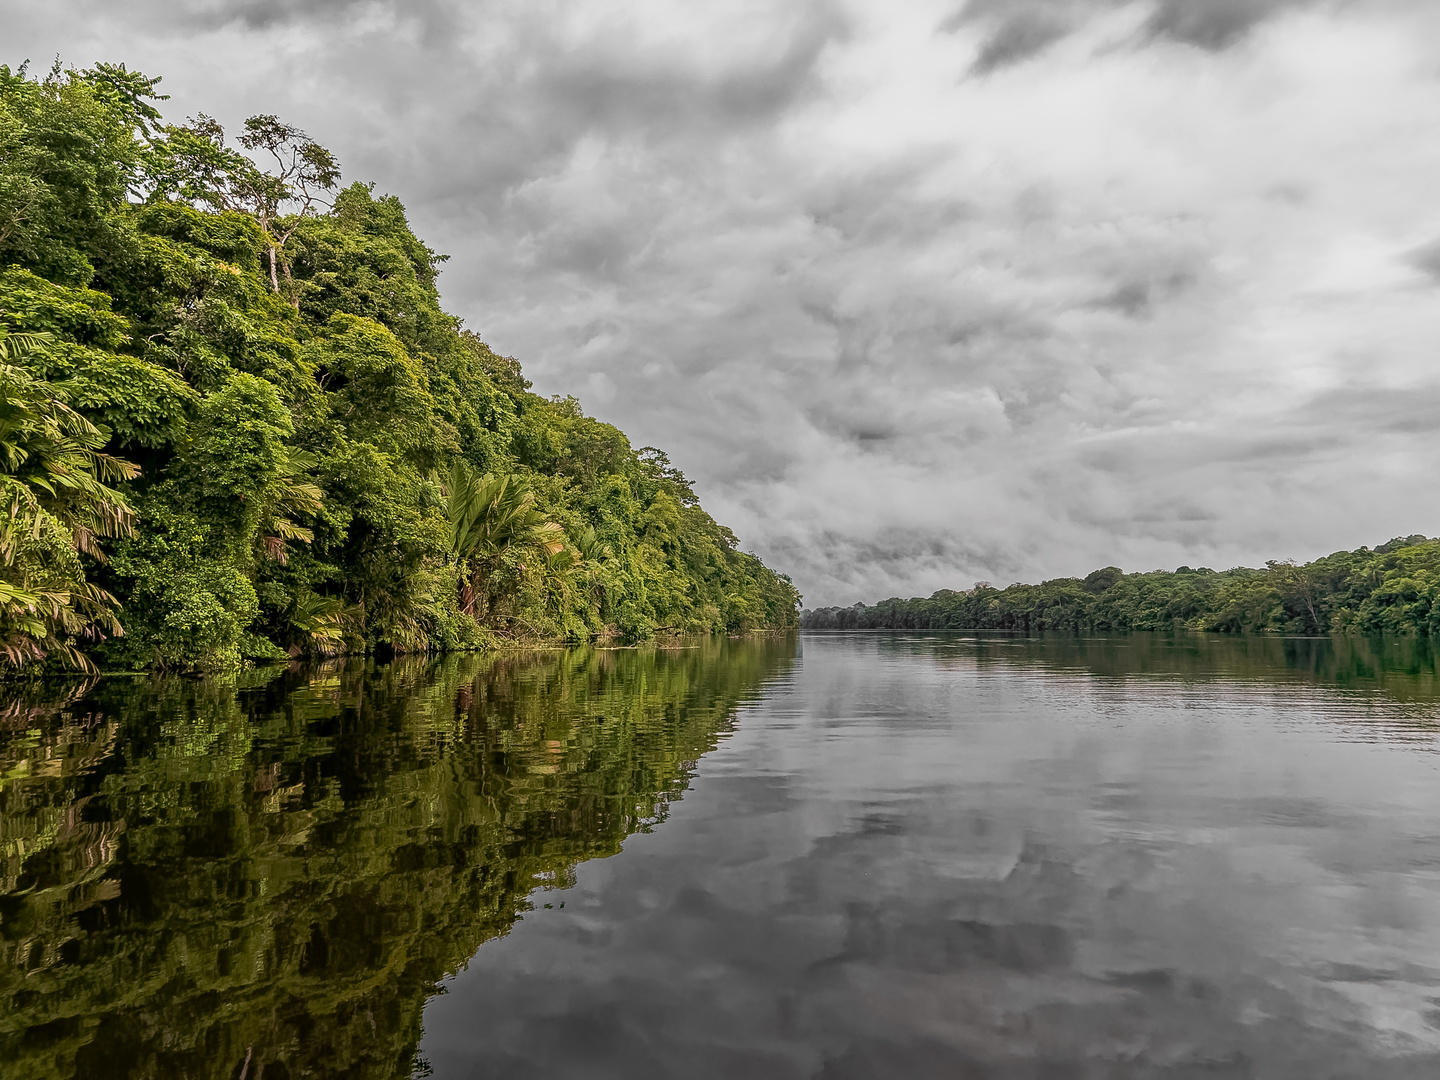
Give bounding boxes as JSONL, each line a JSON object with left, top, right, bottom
{"left": 863, "top": 631, "right": 1440, "bottom": 705}
{"left": 0, "top": 637, "right": 795, "bottom": 1080}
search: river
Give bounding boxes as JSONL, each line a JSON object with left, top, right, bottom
{"left": 3, "top": 633, "right": 1438, "bottom": 1078}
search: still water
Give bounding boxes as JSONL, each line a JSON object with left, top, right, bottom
{"left": 3, "top": 633, "right": 1439, "bottom": 1078}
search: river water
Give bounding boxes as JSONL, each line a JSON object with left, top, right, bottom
{"left": 3, "top": 633, "right": 1439, "bottom": 1078}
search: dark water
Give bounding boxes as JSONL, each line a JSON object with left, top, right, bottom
{"left": 3, "top": 635, "right": 1440, "bottom": 1078}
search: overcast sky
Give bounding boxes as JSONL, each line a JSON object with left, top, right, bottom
{"left": 8, "top": 0, "right": 1440, "bottom": 605}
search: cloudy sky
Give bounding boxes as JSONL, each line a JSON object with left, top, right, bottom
{"left": 8, "top": 0, "right": 1440, "bottom": 605}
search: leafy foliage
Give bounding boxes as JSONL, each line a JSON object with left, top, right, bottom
{"left": 446, "top": 462, "right": 564, "bottom": 623}
{"left": 0, "top": 60, "right": 798, "bottom": 671}
{"left": 0, "top": 330, "right": 137, "bottom": 670}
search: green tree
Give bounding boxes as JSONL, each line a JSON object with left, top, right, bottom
{"left": 0, "top": 329, "right": 138, "bottom": 670}
{"left": 147, "top": 113, "right": 339, "bottom": 300}
{"left": 108, "top": 374, "right": 294, "bottom": 669}
{"left": 446, "top": 462, "right": 564, "bottom": 624}
{"left": 0, "top": 61, "right": 151, "bottom": 285}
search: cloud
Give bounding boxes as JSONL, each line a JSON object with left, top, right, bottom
{"left": 964, "top": 7, "right": 1073, "bottom": 74}
{"left": 1406, "top": 239, "right": 1440, "bottom": 283}
{"left": 1143, "top": 0, "right": 1319, "bottom": 49}
{"left": 949, "top": 0, "right": 1336, "bottom": 75}
{"left": 6, "top": 0, "right": 1440, "bottom": 605}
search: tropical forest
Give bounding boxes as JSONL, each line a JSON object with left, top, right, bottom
{"left": 0, "top": 61, "right": 801, "bottom": 674}
{"left": 801, "top": 535, "right": 1440, "bottom": 636}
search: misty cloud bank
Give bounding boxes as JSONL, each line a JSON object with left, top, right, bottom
{"left": 7, "top": 0, "right": 1440, "bottom": 605}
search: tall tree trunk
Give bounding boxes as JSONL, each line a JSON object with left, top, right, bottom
{"left": 281, "top": 257, "right": 299, "bottom": 310}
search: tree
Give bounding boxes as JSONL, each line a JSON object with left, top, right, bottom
{"left": 1267, "top": 558, "right": 1328, "bottom": 633}
{"left": 445, "top": 462, "right": 564, "bottom": 622}
{"left": 0, "top": 329, "right": 138, "bottom": 670}
{"left": 106, "top": 374, "right": 296, "bottom": 670}
{"left": 255, "top": 446, "right": 324, "bottom": 565}
{"left": 148, "top": 113, "right": 339, "bottom": 300}
{"left": 77, "top": 62, "right": 167, "bottom": 142}
{"left": 0, "top": 61, "right": 151, "bottom": 284}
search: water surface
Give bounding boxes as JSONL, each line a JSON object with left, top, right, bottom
{"left": 3, "top": 633, "right": 1440, "bottom": 1078}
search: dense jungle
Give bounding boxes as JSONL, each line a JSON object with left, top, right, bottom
{"left": 0, "top": 61, "right": 800, "bottom": 673}
{"left": 802, "top": 534, "right": 1440, "bottom": 636}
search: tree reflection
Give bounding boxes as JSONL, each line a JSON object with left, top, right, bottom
{"left": 882, "top": 631, "right": 1440, "bottom": 703}
{"left": 0, "top": 638, "right": 794, "bottom": 1079}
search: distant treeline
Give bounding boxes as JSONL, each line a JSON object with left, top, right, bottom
{"left": 802, "top": 536, "right": 1440, "bottom": 636}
